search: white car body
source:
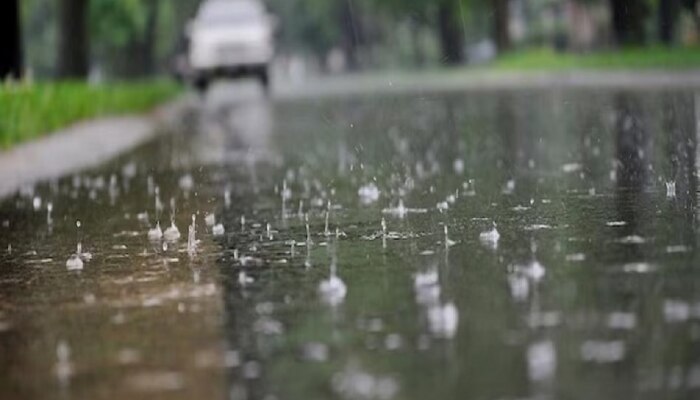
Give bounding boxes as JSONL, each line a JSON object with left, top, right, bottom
{"left": 188, "top": 0, "right": 274, "bottom": 89}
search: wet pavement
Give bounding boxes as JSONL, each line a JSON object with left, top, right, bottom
{"left": 2, "top": 80, "right": 700, "bottom": 399}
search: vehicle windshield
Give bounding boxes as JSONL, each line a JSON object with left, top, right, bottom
{"left": 197, "top": 1, "right": 265, "bottom": 25}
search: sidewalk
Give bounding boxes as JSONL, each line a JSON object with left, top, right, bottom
{"left": 0, "top": 96, "right": 191, "bottom": 199}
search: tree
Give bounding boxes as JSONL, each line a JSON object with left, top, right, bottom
{"left": 608, "top": 0, "right": 649, "bottom": 46}
{"left": 373, "top": 0, "right": 466, "bottom": 65}
{"left": 493, "top": 0, "right": 510, "bottom": 52}
{"left": 90, "top": 0, "right": 180, "bottom": 77}
{"left": 659, "top": 0, "right": 681, "bottom": 44}
{"left": 0, "top": 0, "right": 22, "bottom": 79}
{"left": 339, "top": 0, "right": 363, "bottom": 70}
{"left": 58, "top": 0, "right": 89, "bottom": 78}
{"left": 438, "top": 0, "right": 465, "bottom": 64}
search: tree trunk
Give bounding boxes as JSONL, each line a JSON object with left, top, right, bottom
{"left": 58, "top": 0, "right": 89, "bottom": 79}
{"left": 339, "top": 0, "right": 361, "bottom": 71}
{"left": 410, "top": 19, "right": 425, "bottom": 68}
{"left": 659, "top": 0, "right": 681, "bottom": 44}
{"left": 608, "top": 0, "right": 648, "bottom": 46}
{"left": 0, "top": 0, "right": 22, "bottom": 80}
{"left": 681, "top": 0, "right": 700, "bottom": 40}
{"left": 142, "top": 0, "right": 160, "bottom": 76}
{"left": 493, "top": 0, "right": 510, "bottom": 53}
{"left": 438, "top": 1, "right": 464, "bottom": 64}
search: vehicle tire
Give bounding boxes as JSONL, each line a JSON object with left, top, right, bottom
{"left": 194, "top": 77, "right": 209, "bottom": 94}
{"left": 257, "top": 68, "right": 270, "bottom": 93}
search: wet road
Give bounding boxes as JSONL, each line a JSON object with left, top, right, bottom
{"left": 2, "top": 80, "right": 700, "bottom": 399}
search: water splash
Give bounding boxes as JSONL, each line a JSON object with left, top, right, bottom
{"left": 479, "top": 221, "right": 500, "bottom": 249}
{"left": 163, "top": 198, "right": 180, "bottom": 241}
{"left": 238, "top": 271, "right": 254, "bottom": 286}
{"left": 444, "top": 225, "right": 456, "bottom": 247}
{"left": 358, "top": 182, "right": 380, "bottom": 204}
{"left": 666, "top": 180, "right": 676, "bottom": 198}
{"left": 187, "top": 214, "right": 197, "bottom": 256}
{"left": 427, "top": 302, "right": 459, "bottom": 339}
{"left": 66, "top": 220, "right": 87, "bottom": 270}
{"left": 382, "top": 199, "right": 427, "bottom": 218}
{"left": 319, "top": 251, "right": 346, "bottom": 306}
{"left": 205, "top": 213, "right": 216, "bottom": 227}
{"left": 65, "top": 253, "right": 83, "bottom": 271}
{"left": 212, "top": 223, "right": 225, "bottom": 236}
{"left": 527, "top": 340, "right": 556, "bottom": 382}
{"left": 148, "top": 222, "right": 163, "bottom": 241}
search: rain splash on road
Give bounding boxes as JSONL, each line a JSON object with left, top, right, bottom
{"left": 1, "top": 82, "right": 700, "bottom": 399}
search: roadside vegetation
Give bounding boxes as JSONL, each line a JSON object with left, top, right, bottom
{"left": 492, "top": 47, "right": 700, "bottom": 70}
{"left": 0, "top": 81, "right": 179, "bottom": 148}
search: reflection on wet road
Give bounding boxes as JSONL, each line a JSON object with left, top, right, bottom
{"left": 2, "top": 80, "right": 700, "bottom": 399}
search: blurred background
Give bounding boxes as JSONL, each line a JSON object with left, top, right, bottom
{"left": 5, "top": 0, "right": 700, "bottom": 82}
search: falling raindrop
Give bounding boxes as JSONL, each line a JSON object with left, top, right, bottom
{"left": 324, "top": 200, "right": 331, "bottom": 236}
{"left": 224, "top": 188, "right": 231, "bottom": 208}
{"left": 47, "top": 202, "right": 53, "bottom": 226}
{"left": 281, "top": 179, "right": 292, "bottom": 201}
{"left": 381, "top": 217, "right": 387, "bottom": 248}
{"left": 32, "top": 196, "right": 42, "bottom": 211}
{"left": 305, "top": 213, "right": 312, "bottom": 244}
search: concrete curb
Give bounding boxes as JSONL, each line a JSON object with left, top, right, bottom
{"left": 0, "top": 95, "right": 191, "bottom": 199}
{"left": 274, "top": 70, "right": 700, "bottom": 100}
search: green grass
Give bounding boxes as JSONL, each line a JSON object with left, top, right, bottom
{"left": 492, "top": 46, "right": 700, "bottom": 70}
{"left": 0, "top": 80, "right": 180, "bottom": 148}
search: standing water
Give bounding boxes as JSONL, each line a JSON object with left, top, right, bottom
{"left": 1, "top": 87, "right": 700, "bottom": 400}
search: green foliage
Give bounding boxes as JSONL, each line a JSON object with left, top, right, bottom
{"left": 90, "top": 0, "right": 149, "bottom": 47}
{"left": 492, "top": 46, "right": 700, "bottom": 70}
{"left": 0, "top": 81, "right": 180, "bottom": 148}
{"left": 21, "top": 0, "right": 200, "bottom": 78}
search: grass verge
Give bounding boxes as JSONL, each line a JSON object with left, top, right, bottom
{"left": 0, "top": 80, "right": 180, "bottom": 149}
{"left": 492, "top": 46, "right": 700, "bottom": 70}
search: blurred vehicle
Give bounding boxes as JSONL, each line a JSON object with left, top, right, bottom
{"left": 187, "top": 0, "right": 275, "bottom": 92}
